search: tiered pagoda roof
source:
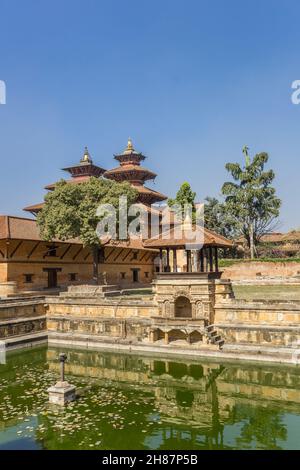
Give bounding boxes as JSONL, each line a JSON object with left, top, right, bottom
{"left": 104, "top": 139, "right": 167, "bottom": 205}
{"left": 24, "top": 147, "right": 106, "bottom": 214}
{"left": 24, "top": 140, "right": 167, "bottom": 215}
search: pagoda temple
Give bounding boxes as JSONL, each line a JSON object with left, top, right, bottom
{"left": 24, "top": 140, "right": 167, "bottom": 215}
{"left": 104, "top": 139, "right": 167, "bottom": 205}
{"left": 0, "top": 138, "right": 234, "bottom": 295}
{"left": 23, "top": 147, "right": 107, "bottom": 215}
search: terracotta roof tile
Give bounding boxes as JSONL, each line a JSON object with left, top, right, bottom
{"left": 143, "top": 224, "right": 233, "bottom": 249}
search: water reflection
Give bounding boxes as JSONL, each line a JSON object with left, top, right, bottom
{"left": 0, "top": 347, "right": 300, "bottom": 449}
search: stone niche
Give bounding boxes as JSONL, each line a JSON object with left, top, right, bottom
{"left": 153, "top": 272, "right": 234, "bottom": 325}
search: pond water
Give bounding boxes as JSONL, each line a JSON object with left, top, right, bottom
{"left": 1, "top": 346, "right": 300, "bottom": 450}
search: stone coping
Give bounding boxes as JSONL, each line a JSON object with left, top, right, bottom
{"left": 0, "top": 299, "right": 45, "bottom": 308}
{"left": 48, "top": 332, "right": 300, "bottom": 365}
{"left": 0, "top": 315, "right": 45, "bottom": 326}
{"left": 154, "top": 272, "right": 223, "bottom": 280}
{"left": 45, "top": 297, "right": 156, "bottom": 307}
{"left": 215, "top": 300, "right": 300, "bottom": 310}
{"left": 215, "top": 323, "right": 300, "bottom": 331}
{"left": 47, "top": 315, "right": 152, "bottom": 324}
{"left": 0, "top": 332, "right": 48, "bottom": 351}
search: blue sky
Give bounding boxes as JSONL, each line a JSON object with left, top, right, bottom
{"left": 0, "top": 0, "right": 300, "bottom": 230}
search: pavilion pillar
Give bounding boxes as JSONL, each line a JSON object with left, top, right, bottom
{"left": 209, "top": 247, "right": 214, "bottom": 272}
{"left": 215, "top": 247, "right": 219, "bottom": 272}
{"left": 166, "top": 248, "right": 170, "bottom": 272}
{"left": 200, "top": 249, "right": 204, "bottom": 272}
{"left": 186, "top": 250, "right": 192, "bottom": 272}
{"left": 159, "top": 248, "right": 163, "bottom": 273}
{"left": 173, "top": 249, "right": 177, "bottom": 273}
{"left": 203, "top": 248, "right": 208, "bottom": 272}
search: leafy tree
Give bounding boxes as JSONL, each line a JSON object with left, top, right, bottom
{"left": 204, "top": 196, "right": 237, "bottom": 239}
{"left": 37, "top": 177, "right": 138, "bottom": 284}
{"left": 221, "top": 147, "right": 281, "bottom": 259}
{"left": 168, "top": 182, "right": 196, "bottom": 221}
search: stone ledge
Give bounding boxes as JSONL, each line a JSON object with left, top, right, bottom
{"left": 0, "top": 299, "right": 46, "bottom": 308}
{"left": 215, "top": 323, "right": 300, "bottom": 331}
{"left": 0, "top": 315, "right": 46, "bottom": 326}
{"left": 47, "top": 316, "right": 153, "bottom": 328}
{"left": 0, "top": 331, "right": 48, "bottom": 351}
{"left": 47, "top": 332, "right": 300, "bottom": 365}
{"left": 46, "top": 297, "right": 156, "bottom": 307}
{"left": 215, "top": 301, "right": 300, "bottom": 310}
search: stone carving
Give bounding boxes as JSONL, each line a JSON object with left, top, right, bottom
{"left": 163, "top": 300, "right": 171, "bottom": 317}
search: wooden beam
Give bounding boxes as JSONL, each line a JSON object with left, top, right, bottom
{"left": 114, "top": 248, "right": 125, "bottom": 262}
{"left": 122, "top": 249, "right": 132, "bottom": 262}
{"left": 139, "top": 251, "right": 148, "bottom": 262}
{"left": 84, "top": 250, "right": 92, "bottom": 261}
{"left": 10, "top": 241, "right": 23, "bottom": 259}
{"left": 27, "top": 242, "right": 40, "bottom": 259}
{"left": 73, "top": 246, "right": 83, "bottom": 260}
{"left": 60, "top": 244, "right": 72, "bottom": 260}
{"left": 0, "top": 249, "right": 4, "bottom": 258}
{"left": 105, "top": 248, "right": 115, "bottom": 261}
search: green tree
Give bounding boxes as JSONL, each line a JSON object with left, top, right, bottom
{"left": 222, "top": 147, "right": 281, "bottom": 259}
{"left": 204, "top": 196, "right": 238, "bottom": 239}
{"left": 37, "top": 177, "right": 137, "bottom": 284}
{"left": 168, "top": 182, "right": 196, "bottom": 221}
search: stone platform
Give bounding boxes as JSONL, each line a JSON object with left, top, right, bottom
{"left": 59, "top": 284, "right": 121, "bottom": 299}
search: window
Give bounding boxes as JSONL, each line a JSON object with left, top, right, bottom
{"left": 145, "top": 272, "right": 149, "bottom": 278}
{"left": 120, "top": 272, "right": 126, "bottom": 279}
{"left": 24, "top": 274, "right": 33, "bottom": 283}
{"left": 69, "top": 273, "right": 77, "bottom": 281}
{"left": 46, "top": 245, "right": 57, "bottom": 257}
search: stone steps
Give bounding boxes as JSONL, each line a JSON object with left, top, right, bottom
{"left": 205, "top": 324, "right": 225, "bottom": 348}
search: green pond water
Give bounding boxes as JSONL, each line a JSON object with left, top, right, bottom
{"left": 1, "top": 346, "right": 300, "bottom": 450}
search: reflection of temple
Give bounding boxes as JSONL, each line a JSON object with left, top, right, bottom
{"left": 1, "top": 347, "right": 300, "bottom": 449}
{"left": 45, "top": 348, "right": 300, "bottom": 449}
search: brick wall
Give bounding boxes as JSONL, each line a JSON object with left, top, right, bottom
{"left": 222, "top": 261, "right": 300, "bottom": 280}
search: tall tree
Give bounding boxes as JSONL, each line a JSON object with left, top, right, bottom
{"left": 204, "top": 196, "right": 237, "bottom": 239}
{"left": 222, "top": 148, "right": 281, "bottom": 258}
{"left": 168, "top": 182, "right": 196, "bottom": 220}
{"left": 37, "top": 177, "right": 137, "bottom": 284}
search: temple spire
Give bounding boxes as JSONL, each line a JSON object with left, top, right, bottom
{"left": 124, "top": 138, "right": 134, "bottom": 154}
{"left": 80, "top": 146, "right": 93, "bottom": 164}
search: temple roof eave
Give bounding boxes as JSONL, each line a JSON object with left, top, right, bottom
{"left": 143, "top": 226, "right": 234, "bottom": 249}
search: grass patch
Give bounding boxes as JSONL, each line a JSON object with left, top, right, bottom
{"left": 233, "top": 284, "right": 300, "bottom": 301}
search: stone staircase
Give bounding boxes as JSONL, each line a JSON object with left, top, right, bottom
{"left": 205, "top": 324, "right": 225, "bottom": 349}
{"left": 59, "top": 284, "right": 121, "bottom": 299}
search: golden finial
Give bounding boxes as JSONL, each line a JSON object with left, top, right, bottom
{"left": 80, "top": 146, "right": 92, "bottom": 164}
{"left": 124, "top": 138, "right": 134, "bottom": 153}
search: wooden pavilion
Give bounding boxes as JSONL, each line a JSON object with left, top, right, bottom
{"left": 143, "top": 224, "right": 233, "bottom": 276}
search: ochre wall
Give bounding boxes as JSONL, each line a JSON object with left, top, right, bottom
{"left": 0, "top": 239, "right": 155, "bottom": 291}
{"left": 0, "top": 263, "right": 7, "bottom": 283}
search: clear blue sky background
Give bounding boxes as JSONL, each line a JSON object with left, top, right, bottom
{"left": 0, "top": 0, "right": 300, "bottom": 230}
